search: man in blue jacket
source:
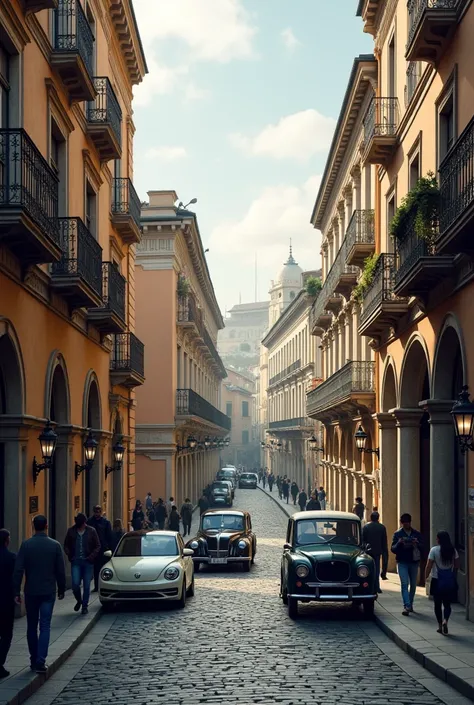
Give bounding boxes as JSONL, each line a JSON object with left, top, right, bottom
{"left": 391, "top": 512, "right": 423, "bottom": 616}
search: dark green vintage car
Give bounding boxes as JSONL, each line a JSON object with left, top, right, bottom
{"left": 280, "top": 511, "right": 376, "bottom": 619}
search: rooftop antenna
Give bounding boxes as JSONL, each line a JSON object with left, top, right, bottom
{"left": 239, "top": 291, "right": 242, "bottom": 305}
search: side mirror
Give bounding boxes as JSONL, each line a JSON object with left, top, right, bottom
{"left": 183, "top": 548, "right": 194, "bottom": 557}
{"left": 104, "top": 550, "right": 112, "bottom": 558}
{"left": 283, "top": 543, "right": 292, "bottom": 551}
{"left": 364, "top": 544, "right": 372, "bottom": 553}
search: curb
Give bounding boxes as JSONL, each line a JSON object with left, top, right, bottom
{"left": 5, "top": 607, "right": 103, "bottom": 705}
{"left": 258, "top": 485, "right": 294, "bottom": 519}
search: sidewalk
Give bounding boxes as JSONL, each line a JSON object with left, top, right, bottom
{"left": 259, "top": 484, "right": 474, "bottom": 701}
{"left": 0, "top": 592, "right": 102, "bottom": 705}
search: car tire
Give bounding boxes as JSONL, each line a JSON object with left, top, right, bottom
{"left": 242, "top": 557, "right": 251, "bottom": 572}
{"left": 281, "top": 579, "right": 288, "bottom": 605}
{"left": 177, "top": 580, "right": 187, "bottom": 609}
{"left": 187, "top": 576, "right": 195, "bottom": 597}
{"left": 363, "top": 600, "right": 375, "bottom": 619}
{"left": 288, "top": 596, "right": 298, "bottom": 619}
{"left": 100, "top": 601, "right": 114, "bottom": 612}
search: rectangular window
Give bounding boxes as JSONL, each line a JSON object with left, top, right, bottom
{"left": 409, "top": 152, "right": 420, "bottom": 190}
{"left": 242, "top": 401, "right": 249, "bottom": 417}
{"left": 388, "top": 34, "right": 396, "bottom": 97}
{"left": 437, "top": 68, "right": 457, "bottom": 167}
{"left": 226, "top": 402, "right": 232, "bottom": 417}
{"left": 242, "top": 430, "right": 249, "bottom": 445}
{"left": 387, "top": 193, "right": 396, "bottom": 253}
{"left": 85, "top": 180, "right": 97, "bottom": 237}
{"left": 50, "top": 118, "right": 67, "bottom": 216}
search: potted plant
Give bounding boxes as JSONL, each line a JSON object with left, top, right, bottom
{"left": 177, "top": 275, "right": 190, "bottom": 297}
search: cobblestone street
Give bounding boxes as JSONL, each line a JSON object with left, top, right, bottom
{"left": 38, "top": 490, "right": 460, "bottom": 705}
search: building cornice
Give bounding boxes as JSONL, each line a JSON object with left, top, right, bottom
{"left": 262, "top": 290, "right": 313, "bottom": 349}
{"left": 109, "top": 0, "right": 148, "bottom": 85}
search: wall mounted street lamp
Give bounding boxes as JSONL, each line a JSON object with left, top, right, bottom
{"left": 204, "top": 436, "right": 211, "bottom": 450}
{"left": 75, "top": 429, "right": 98, "bottom": 481}
{"left": 105, "top": 437, "right": 126, "bottom": 478}
{"left": 224, "top": 437, "right": 230, "bottom": 447}
{"left": 178, "top": 197, "right": 197, "bottom": 209}
{"left": 308, "top": 434, "right": 324, "bottom": 453}
{"left": 451, "top": 385, "right": 474, "bottom": 453}
{"left": 354, "top": 425, "right": 379, "bottom": 459}
{"left": 33, "top": 420, "right": 58, "bottom": 486}
{"left": 188, "top": 435, "right": 198, "bottom": 450}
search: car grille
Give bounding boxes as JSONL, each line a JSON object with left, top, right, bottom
{"left": 206, "top": 537, "right": 218, "bottom": 550}
{"left": 316, "top": 561, "right": 350, "bottom": 583}
{"left": 100, "top": 589, "right": 179, "bottom": 599}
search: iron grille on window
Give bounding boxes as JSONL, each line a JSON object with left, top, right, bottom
{"left": 363, "top": 98, "right": 399, "bottom": 144}
{"left": 111, "top": 177, "right": 140, "bottom": 228}
{"left": 0, "top": 129, "right": 59, "bottom": 246}
{"left": 88, "top": 77, "right": 122, "bottom": 148}
{"left": 100, "top": 262, "right": 126, "bottom": 321}
{"left": 53, "top": 0, "right": 94, "bottom": 79}
{"left": 439, "top": 116, "right": 474, "bottom": 236}
{"left": 176, "top": 389, "right": 231, "bottom": 431}
{"left": 52, "top": 217, "right": 102, "bottom": 295}
{"left": 111, "top": 333, "right": 144, "bottom": 377}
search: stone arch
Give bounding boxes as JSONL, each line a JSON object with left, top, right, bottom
{"left": 433, "top": 313, "right": 467, "bottom": 398}
{"left": 0, "top": 319, "right": 26, "bottom": 415}
{"left": 82, "top": 371, "right": 103, "bottom": 516}
{"left": 400, "top": 335, "right": 431, "bottom": 407}
{"left": 45, "top": 351, "right": 71, "bottom": 425}
{"left": 82, "top": 370, "right": 102, "bottom": 430}
{"left": 381, "top": 358, "right": 398, "bottom": 412}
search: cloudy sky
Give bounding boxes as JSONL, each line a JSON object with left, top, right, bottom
{"left": 132, "top": 0, "right": 372, "bottom": 315}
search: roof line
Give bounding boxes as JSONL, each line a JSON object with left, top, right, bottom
{"left": 129, "top": 0, "right": 149, "bottom": 73}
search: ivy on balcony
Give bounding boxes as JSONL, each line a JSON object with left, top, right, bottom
{"left": 354, "top": 253, "right": 380, "bottom": 303}
{"left": 390, "top": 172, "right": 440, "bottom": 246}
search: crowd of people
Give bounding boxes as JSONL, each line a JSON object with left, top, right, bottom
{"left": 132, "top": 494, "right": 194, "bottom": 536}
{"left": 256, "top": 468, "right": 327, "bottom": 510}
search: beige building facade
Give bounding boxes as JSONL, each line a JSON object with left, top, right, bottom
{"left": 221, "top": 368, "right": 259, "bottom": 468}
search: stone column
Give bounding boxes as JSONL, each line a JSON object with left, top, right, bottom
{"left": 394, "top": 409, "right": 423, "bottom": 528}
{"left": 422, "top": 400, "right": 456, "bottom": 544}
{"left": 377, "top": 413, "right": 398, "bottom": 569}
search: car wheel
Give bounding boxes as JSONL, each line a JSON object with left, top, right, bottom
{"left": 280, "top": 577, "right": 288, "bottom": 605}
{"left": 100, "top": 601, "right": 114, "bottom": 613}
{"left": 363, "top": 600, "right": 375, "bottom": 619}
{"left": 242, "top": 558, "right": 251, "bottom": 572}
{"left": 288, "top": 596, "right": 298, "bottom": 619}
{"left": 177, "top": 580, "right": 187, "bottom": 609}
{"left": 187, "top": 576, "right": 195, "bottom": 597}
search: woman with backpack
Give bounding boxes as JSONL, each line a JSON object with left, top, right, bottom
{"left": 425, "top": 531, "right": 459, "bottom": 635}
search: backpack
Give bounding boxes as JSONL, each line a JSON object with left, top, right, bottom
{"left": 437, "top": 566, "right": 456, "bottom": 593}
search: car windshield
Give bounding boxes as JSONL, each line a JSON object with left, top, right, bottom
{"left": 116, "top": 534, "right": 178, "bottom": 557}
{"left": 295, "top": 519, "right": 360, "bottom": 546}
{"left": 241, "top": 474, "right": 256, "bottom": 480}
{"left": 202, "top": 514, "right": 244, "bottom": 531}
{"left": 212, "top": 482, "right": 229, "bottom": 490}
{"left": 218, "top": 471, "right": 235, "bottom": 480}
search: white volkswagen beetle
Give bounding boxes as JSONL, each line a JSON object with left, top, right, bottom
{"left": 99, "top": 530, "right": 194, "bottom": 609}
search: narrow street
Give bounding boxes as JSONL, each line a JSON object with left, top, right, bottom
{"left": 32, "top": 490, "right": 453, "bottom": 705}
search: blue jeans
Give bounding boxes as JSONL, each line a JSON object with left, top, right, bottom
{"left": 397, "top": 562, "right": 419, "bottom": 608}
{"left": 25, "top": 594, "right": 55, "bottom": 666}
{"left": 71, "top": 559, "right": 93, "bottom": 607}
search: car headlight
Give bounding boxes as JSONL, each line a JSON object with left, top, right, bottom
{"left": 296, "top": 564, "right": 309, "bottom": 578}
{"left": 357, "top": 565, "right": 370, "bottom": 578}
{"left": 238, "top": 540, "right": 247, "bottom": 550}
{"left": 164, "top": 566, "right": 180, "bottom": 581}
{"left": 189, "top": 540, "right": 199, "bottom": 550}
{"left": 101, "top": 568, "right": 113, "bottom": 581}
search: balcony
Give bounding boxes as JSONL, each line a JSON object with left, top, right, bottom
{"left": 87, "top": 78, "right": 122, "bottom": 161}
{"left": 359, "top": 253, "right": 409, "bottom": 338}
{"left": 268, "top": 418, "right": 314, "bottom": 432}
{"left": 0, "top": 129, "right": 61, "bottom": 264}
{"left": 438, "top": 116, "right": 474, "bottom": 254}
{"left": 332, "top": 242, "right": 359, "bottom": 299}
{"left": 88, "top": 262, "right": 126, "bottom": 333}
{"left": 25, "top": 0, "right": 58, "bottom": 11}
{"left": 306, "top": 361, "right": 375, "bottom": 421}
{"left": 309, "top": 297, "right": 332, "bottom": 336}
{"left": 394, "top": 214, "right": 454, "bottom": 298}
{"left": 345, "top": 210, "right": 375, "bottom": 268}
{"left": 177, "top": 294, "right": 227, "bottom": 378}
{"left": 363, "top": 98, "right": 399, "bottom": 167}
{"left": 406, "top": 0, "right": 461, "bottom": 64}
{"left": 110, "top": 332, "right": 145, "bottom": 387}
{"left": 51, "top": 0, "right": 95, "bottom": 103}
{"left": 176, "top": 389, "right": 231, "bottom": 431}
{"left": 111, "top": 178, "right": 141, "bottom": 244}
{"left": 268, "top": 360, "right": 301, "bottom": 387}
{"left": 51, "top": 217, "right": 103, "bottom": 308}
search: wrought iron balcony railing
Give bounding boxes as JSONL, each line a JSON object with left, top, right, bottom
{"left": 360, "top": 253, "right": 400, "bottom": 326}
{"left": 102, "top": 261, "right": 126, "bottom": 320}
{"left": 364, "top": 97, "right": 399, "bottom": 144}
{"left": 88, "top": 77, "right": 122, "bottom": 148}
{"left": 345, "top": 210, "right": 375, "bottom": 253}
{"left": 407, "top": 0, "right": 460, "bottom": 53}
{"left": 53, "top": 0, "right": 94, "bottom": 79}
{"left": 439, "top": 116, "right": 474, "bottom": 239}
{"left": 176, "top": 294, "right": 226, "bottom": 377}
{"left": 405, "top": 62, "right": 422, "bottom": 107}
{"left": 52, "top": 217, "right": 102, "bottom": 297}
{"left": 0, "top": 129, "right": 60, "bottom": 250}
{"left": 268, "top": 417, "right": 313, "bottom": 430}
{"left": 176, "top": 388, "right": 231, "bottom": 431}
{"left": 110, "top": 332, "right": 144, "bottom": 379}
{"left": 111, "top": 177, "right": 141, "bottom": 230}
{"left": 395, "top": 212, "right": 434, "bottom": 283}
{"left": 269, "top": 360, "right": 301, "bottom": 387}
{"left": 306, "top": 361, "right": 375, "bottom": 418}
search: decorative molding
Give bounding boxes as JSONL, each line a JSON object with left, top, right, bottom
{"left": 23, "top": 266, "right": 50, "bottom": 302}
{"left": 0, "top": 0, "right": 31, "bottom": 50}
{"left": 0, "top": 245, "right": 21, "bottom": 280}
{"left": 25, "top": 14, "right": 50, "bottom": 62}
{"left": 83, "top": 149, "right": 103, "bottom": 191}
{"left": 46, "top": 79, "right": 75, "bottom": 136}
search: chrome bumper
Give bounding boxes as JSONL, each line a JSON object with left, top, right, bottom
{"left": 193, "top": 556, "right": 250, "bottom": 563}
{"left": 289, "top": 582, "right": 377, "bottom": 600}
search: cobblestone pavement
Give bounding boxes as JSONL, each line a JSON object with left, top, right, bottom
{"left": 47, "top": 490, "right": 451, "bottom": 705}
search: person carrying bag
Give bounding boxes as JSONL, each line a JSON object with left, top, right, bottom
{"left": 425, "top": 530, "right": 459, "bottom": 635}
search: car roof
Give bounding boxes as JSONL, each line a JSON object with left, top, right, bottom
{"left": 124, "top": 530, "right": 180, "bottom": 538}
{"left": 202, "top": 509, "right": 247, "bottom": 517}
{"left": 291, "top": 510, "right": 360, "bottom": 522}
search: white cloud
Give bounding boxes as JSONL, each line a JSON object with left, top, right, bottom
{"left": 144, "top": 146, "right": 188, "bottom": 162}
{"left": 133, "top": 59, "right": 188, "bottom": 107}
{"left": 183, "top": 84, "right": 210, "bottom": 103}
{"left": 281, "top": 28, "right": 301, "bottom": 51}
{"left": 229, "top": 109, "right": 336, "bottom": 162}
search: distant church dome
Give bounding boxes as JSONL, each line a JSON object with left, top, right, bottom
{"left": 276, "top": 244, "right": 303, "bottom": 286}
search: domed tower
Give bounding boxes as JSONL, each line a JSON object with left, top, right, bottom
{"left": 268, "top": 242, "right": 303, "bottom": 326}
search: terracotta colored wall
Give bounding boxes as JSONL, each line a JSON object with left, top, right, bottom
{"left": 135, "top": 456, "right": 167, "bottom": 507}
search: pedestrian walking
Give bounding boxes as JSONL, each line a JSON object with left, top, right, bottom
{"left": 0, "top": 529, "right": 16, "bottom": 679}
{"left": 362, "top": 512, "right": 388, "bottom": 594}
{"left": 198, "top": 493, "right": 210, "bottom": 516}
{"left": 425, "top": 531, "right": 459, "bottom": 635}
{"left": 154, "top": 498, "right": 167, "bottom": 529}
{"left": 298, "top": 489, "right": 308, "bottom": 512}
{"left": 268, "top": 473, "right": 274, "bottom": 492}
{"left": 13, "top": 515, "right": 66, "bottom": 674}
{"left": 110, "top": 519, "right": 125, "bottom": 552}
{"left": 391, "top": 513, "right": 423, "bottom": 616}
{"left": 131, "top": 500, "right": 145, "bottom": 531}
{"left": 181, "top": 498, "right": 193, "bottom": 536}
{"left": 168, "top": 506, "right": 181, "bottom": 532}
{"left": 290, "top": 481, "right": 299, "bottom": 506}
{"left": 145, "top": 492, "right": 153, "bottom": 513}
{"left": 165, "top": 497, "right": 174, "bottom": 524}
{"left": 352, "top": 497, "right": 366, "bottom": 521}
{"left": 282, "top": 479, "right": 290, "bottom": 504}
{"left": 262, "top": 472, "right": 267, "bottom": 489}
{"left": 87, "top": 505, "right": 112, "bottom": 593}
{"left": 318, "top": 486, "right": 326, "bottom": 510}
{"left": 306, "top": 494, "right": 321, "bottom": 511}
{"left": 147, "top": 505, "right": 156, "bottom": 526}
{"left": 64, "top": 513, "right": 100, "bottom": 615}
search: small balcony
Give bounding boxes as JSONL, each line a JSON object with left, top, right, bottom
{"left": 25, "top": 0, "right": 58, "bottom": 11}
{"left": 110, "top": 332, "right": 145, "bottom": 387}
{"left": 406, "top": 0, "right": 461, "bottom": 64}
{"left": 362, "top": 98, "right": 399, "bottom": 167}
{"left": 345, "top": 210, "right": 375, "bottom": 268}
{"left": 309, "top": 298, "right": 332, "bottom": 336}
{"left": 51, "top": 0, "right": 96, "bottom": 103}
{"left": 51, "top": 217, "right": 103, "bottom": 308}
{"left": 306, "top": 361, "right": 375, "bottom": 422}
{"left": 268, "top": 360, "right": 301, "bottom": 388}
{"left": 88, "top": 262, "right": 126, "bottom": 333}
{"left": 394, "top": 214, "right": 454, "bottom": 298}
{"left": 176, "top": 389, "right": 231, "bottom": 432}
{"left": 359, "top": 253, "right": 409, "bottom": 339}
{"left": 268, "top": 418, "right": 314, "bottom": 432}
{"left": 0, "top": 129, "right": 61, "bottom": 264}
{"left": 87, "top": 78, "right": 122, "bottom": 161}
{"left": 177, "top": 294, "right": 226, "bottom": 378}
{"left": 438, "top": 116, "right": 474, "bottom": 254}
{"left": 111, "top": 178, "right": 141, "bottom": 244}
